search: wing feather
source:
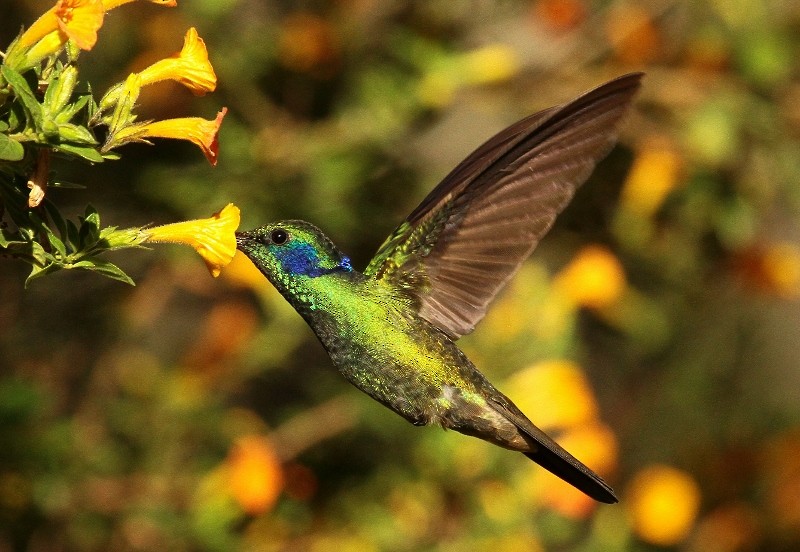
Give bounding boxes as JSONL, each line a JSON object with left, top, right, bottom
{"left": 365, "top": 73, "right": 643, "bottom": 338}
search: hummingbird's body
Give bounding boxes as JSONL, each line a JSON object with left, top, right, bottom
{"left": 237, "top": 73, "right": 643, "bottom": 504}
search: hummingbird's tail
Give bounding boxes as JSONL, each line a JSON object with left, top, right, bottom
{"left": 523, "top": 444, "right": 618, "bottom": 504}
{"left": 484, "top": 396, "right": 618, "bottom": 503}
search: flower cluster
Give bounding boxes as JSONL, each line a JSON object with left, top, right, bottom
{"left": 0, "top": 0, "right": 238, "bottom": 284}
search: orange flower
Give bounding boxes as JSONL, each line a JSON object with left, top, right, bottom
{"left": 227, "top": 435, "right": 284, "bottom": 515}
{"left": 144, "top": 203, "right": 240, "bottom": 277}
{"left": 111, "top": 107, "right": 227, "bottom": 165}
{"left": 102, "top": 0, "right": 177, "bottom": 9}
{"left": 134, "top": 27, "right": 216, "bottom": 95}
{"left": 625, "top": 465, "right": 701, "bottom": 546}
{"left": 6, "top": 0, "right": 104, "bottom": 67}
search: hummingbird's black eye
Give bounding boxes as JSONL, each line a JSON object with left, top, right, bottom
{"left": 270, "top": 228, "right": 288, "bottom": 245}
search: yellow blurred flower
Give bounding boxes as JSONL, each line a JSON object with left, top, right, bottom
{"left": 553, "top": 245, "right": 626, "bottom": 309}
{"left": 505, "top": 360, "right": 598, "bottom": 432}
{"left": 135, "top": 27, "right": 216, "bottom": 95}
{"left": 110, "top": 107, "right": 227, "bottom": 165}
{"left": 227, "top": 435, "right": 284, "bottom": 515}
{"left": 621, "top": 138, "right": 683, "bottom": 217}
{"left": 6, "top": 0, "right": 104, "bottom": 68}
{"left": 461, "top": 44, "right": 520, "bottom": 85}
{"left": 626, "top": 464, "right": 701, "bottom": 546}
{"left": 102, "top": 0, "right": 177, "bottom": 8}
{"left": 144, "top": 203, "right": 240, "bottom": 277}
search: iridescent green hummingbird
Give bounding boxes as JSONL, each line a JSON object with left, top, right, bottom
{"left": 236, "top": 73, "right": 642, "bottom": 504}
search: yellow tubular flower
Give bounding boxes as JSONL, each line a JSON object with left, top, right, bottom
{"left": 7, "top": 0, "right": 104, "bottom": 66}
{"left": 136, "top": 27, "right": 217, "bottom": 95}
{"left": 102, "top": 0, "right": 177, "bottom": 9}
{"left": 144, "top": 204, "right": 241, "bottom": 277}
{"left": 112, "top": 107, "right": 227, "bottom": 165}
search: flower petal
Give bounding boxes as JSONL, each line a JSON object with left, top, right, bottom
{"left": 144, "top": 204, "right": 241, "bottom": 277}
{"left": 136, "top": 27, "right": 217, "bottom": 95}
{"left": 56, "top": 0, "right": 105, "bottom": 50}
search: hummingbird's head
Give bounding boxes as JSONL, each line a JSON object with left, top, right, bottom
{"left": 235, "top": 221, "right": 352, "bottom": 284}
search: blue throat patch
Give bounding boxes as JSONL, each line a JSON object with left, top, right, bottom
{"left": 275, "top": 242, "right": 352, "bottom": 277}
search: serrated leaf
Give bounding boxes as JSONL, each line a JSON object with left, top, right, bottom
{"left": 53, "top": 143, "right": 104, "bottom": 163}
{"left": 0, "top": 133, "right": 24, "bottom": 161}
{"left": 1, "top": 66, "right": 44, "bottom": 131}
{"left": 71, "top": 258, "right": 134, "bottom": 285}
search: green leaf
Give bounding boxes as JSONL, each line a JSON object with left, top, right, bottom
{"left": 70, "top": 258, "right": 134, "bottom": 285}
{"left": 42, "top": 201, "right": 68, "bottom": 243}
{"left": 25, "top": 262, "right": 61, "bottom": 287}
{"left": 56, "top": 123, "right": 97, "bottom": 145}
{"left": 55, "top": 94, "right": 91, "bottom": 124}
{"left": 0, "top": 228, "right": 26, "bottom": 248}
{"left": 0, "top": 133, "right": 24, "bottom": 161}
{"left": 78, "top": 207, "right": 101, "bottom": 249}
{"left": 1, "top": 66, "right": 44, "bottom": 131}
{"left": 66, "top": 219, "right": 80, "bottom": 248}
{"left": 53, "top": 143, "right": 104, "bottom": 163}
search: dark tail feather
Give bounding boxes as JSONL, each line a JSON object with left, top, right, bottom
{"left": 524, "top": 447, "right": 618, "bottom": 504}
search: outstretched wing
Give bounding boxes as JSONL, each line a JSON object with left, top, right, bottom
{"left": 364, "top": 73, "right": 643, "bottom": 338}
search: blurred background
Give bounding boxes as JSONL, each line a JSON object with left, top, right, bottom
{"left": 3, "top": 0, "right": 800, "bottom": 550}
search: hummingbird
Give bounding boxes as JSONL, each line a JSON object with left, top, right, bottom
{"left": 236, "top": 73, "right": 643, "bottom": 504}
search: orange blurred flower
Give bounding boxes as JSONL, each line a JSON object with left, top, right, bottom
{"left": 227, "top": 435, "right": 284, "bottom": 515}
{"left": 505, "top": 360, "right": 598, "bottom": 432}
{"left": 144, "top": 203, "right": 240, "bottom": 277}
{"left": 278, "top": 12, "right": 339, "bottom": 74}
{"left": 621, "top": 138, "right": 683, "bottom": 217}
{"left": 625, "top": 464, "right": 701, "bottom": 546}
{"left": 689, "top": 502, "right": 761, "bottom": 552}
{"left": 606, "top": 4, "right": 662, "bottom": 65}
{"left": 759, "top": 242, "right": 800, "bottom": 298}
{"left": 111, "top": 107, "right": 227, "bottom": 165}
{"left": 533, "top": 0, "right": 586, "bottom": 31}
{"left": 553, "top": 245, "right": 626, "bottom": 309}
{"left": 135, "top": 27, "right": 216, "bottom": 95}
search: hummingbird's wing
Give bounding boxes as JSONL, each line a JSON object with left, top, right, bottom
{"left": 364, "top": 73, "right": 643, "bottom": 339}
